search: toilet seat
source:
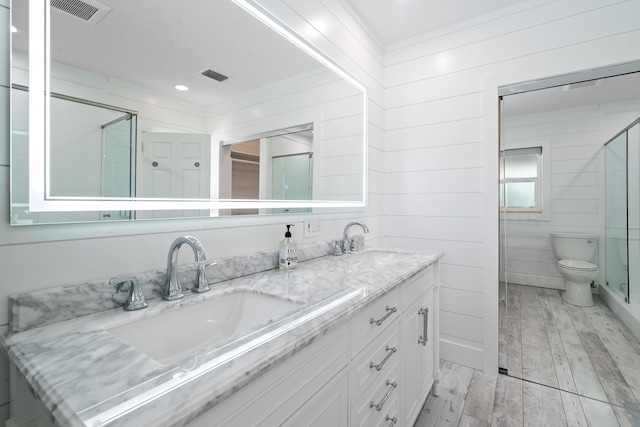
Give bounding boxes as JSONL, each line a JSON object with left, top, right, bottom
{"left": 558, "top": 259, "right": 598, "bottom": 271}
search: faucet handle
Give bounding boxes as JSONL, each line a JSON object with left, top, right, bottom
{"left": 192, "top": 260, "right": 217, "bottom": 293}
{"left": 110, "top": 276, "right": 148, "bottom": 311}
{"left": 350, "top": 234, "right": 364, "bottom": 252}
{"left": 330, "top": 240, "right": 343, "bottom": 256}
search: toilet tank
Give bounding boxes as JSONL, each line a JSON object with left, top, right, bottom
{"left": 550, "top": 232, "right": 598, "bottom": 261}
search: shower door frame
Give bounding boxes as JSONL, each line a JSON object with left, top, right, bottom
{"left": 604, "top": 117, "right": 640, "bottom": 304}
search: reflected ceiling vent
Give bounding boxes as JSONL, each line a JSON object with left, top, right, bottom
{"left": 201, "top": 69, "right": 229, "bottom": 82}
{"left": 50, "top": 0, "right": 112, "bottom": 25}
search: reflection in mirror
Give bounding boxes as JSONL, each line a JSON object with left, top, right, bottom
{"left": 12, "top": 85, "right": 139, "bottom": 223}
{"left": 10, "top": 0, "right": 366, "bottom": 224}
{"left": 222, "top": 125, "right": 314, "bottom": 216}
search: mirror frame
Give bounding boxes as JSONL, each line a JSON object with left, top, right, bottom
{"left": 26, "top": 0, "right": 367, "bottom": 212}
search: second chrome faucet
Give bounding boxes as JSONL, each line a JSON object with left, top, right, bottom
{"left": 163, "top": 236, "right": 215, "bottom": 301}
{"left": 339, "top": 221, "right": 370, "bottom": 254}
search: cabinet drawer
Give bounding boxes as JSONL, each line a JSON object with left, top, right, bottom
{"left": 349, "top": 318, "right": 399, "bottom": 399}
{"left": 350, "top": 364, "right": 400, "bottom": 427}
{"left": 402, "top": 266, "right": 434, "bottom": 308}
{"left": 351, "top": 288, "right": 400, "bottom": 356}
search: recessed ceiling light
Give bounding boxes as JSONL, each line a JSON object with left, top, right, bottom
{"left": 174, "top": 84, "right": 189, "bottom": 91}
{"left": 10, "top": 25, "right": 18, "bottom": 33}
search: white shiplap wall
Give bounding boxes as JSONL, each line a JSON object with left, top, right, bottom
{"left": 0, "top": 0, "right": 384, "bottom": 421}
{"left": 382, "top": 0, "right": 640, "bottom": 372}
{"left": 501, "top": 100, "right": 640, "bottom": 291}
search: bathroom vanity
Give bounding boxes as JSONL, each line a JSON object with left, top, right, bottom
{"left": 3, "top": 244, "right": 442, "bottom": 426}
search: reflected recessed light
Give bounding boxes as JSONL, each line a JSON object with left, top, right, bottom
{"left": 10, "top": 25, "right": 18, "bottom": 33}
{"left": 174, "top": 84, "right": 189, "bottom": 91}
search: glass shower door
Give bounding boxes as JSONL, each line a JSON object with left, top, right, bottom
{"left": 605, "top": 131, "right": 629, "bottom": 301}
{"left": 627, "top": 122, "right": 640, "bottom": 304}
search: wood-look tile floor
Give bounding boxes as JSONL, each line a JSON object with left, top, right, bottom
{"left": 414, "top": 284, "right": 640, "bottom": 426}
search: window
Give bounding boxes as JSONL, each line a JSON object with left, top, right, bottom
{"left": 500, "top": 147, "right": 542, "bottom": 212}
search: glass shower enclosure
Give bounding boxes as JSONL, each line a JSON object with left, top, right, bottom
{"left": 605, "top": 118, "right": 640, "bottom": 304}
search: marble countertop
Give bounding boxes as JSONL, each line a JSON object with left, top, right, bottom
{"left": 3, "top": 245, "right": 442, "bottom": 427}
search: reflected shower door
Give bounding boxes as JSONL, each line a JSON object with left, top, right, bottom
{"left": 271, "top": 153, "right": 312, "bottom": 214}
{"left": 100, "top": 113, "right": 136, "bottom": 221}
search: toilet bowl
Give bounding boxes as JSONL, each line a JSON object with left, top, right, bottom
{"left": 551, "top": 233, "right": 599, "bottom": 307}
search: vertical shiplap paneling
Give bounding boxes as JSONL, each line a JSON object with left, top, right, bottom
{"left": 383, "top": 0, "right": 640, "bottom": 371}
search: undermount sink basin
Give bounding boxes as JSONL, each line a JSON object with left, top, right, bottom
{"left": 107, "top": 291, "right": 301, "bottom": 365}
{"left": 348, "top": 250, "right": 410, "bottom": 265}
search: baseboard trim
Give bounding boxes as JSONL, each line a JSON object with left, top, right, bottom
{"left": 440, "top": 338, "right": 483, "bottom": 370}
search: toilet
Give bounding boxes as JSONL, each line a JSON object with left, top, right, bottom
{"left": 550, "top": 232, "right": 599, "bottom": 306}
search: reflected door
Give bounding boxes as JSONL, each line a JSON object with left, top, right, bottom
{"left": 271, "top": 153, "right": 312, "bottom": 214}
{"left": 139, "top": 132, "right": 211, "bottom": 218}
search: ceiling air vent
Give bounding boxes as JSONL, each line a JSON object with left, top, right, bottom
{"left": 50, "top": 0, "right": 112, "bottom": 25}
{"left": 201, "top": 69, "right": 229, "bottom": 83}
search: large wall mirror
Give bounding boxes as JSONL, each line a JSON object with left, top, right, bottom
{"left": 10, "top": 0, "right": 367, "bottom": 225}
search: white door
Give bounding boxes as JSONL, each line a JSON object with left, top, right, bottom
{"left": 139, "top": 132, "right": 211, "bottom": 218}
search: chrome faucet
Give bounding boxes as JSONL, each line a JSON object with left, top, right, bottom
{"left": 163, "top": 236, "right": 209, "bottom": 301}
{"left": 341, "top": 221, "right": 369, "bottom": 254}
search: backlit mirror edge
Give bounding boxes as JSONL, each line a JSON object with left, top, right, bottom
{"left": 27, "top": 0, "right": 368, "bottom": 213}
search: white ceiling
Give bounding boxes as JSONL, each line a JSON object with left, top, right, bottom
{"left": 342, "top": 0, "right": 532, "bottom": 46}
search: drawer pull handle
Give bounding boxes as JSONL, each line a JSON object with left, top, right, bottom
{"left": 370, "top": 345, "right": 397, "bottom": 371}
{"left": 418, "top": 307, "right": 429, "bottom": 346}
{"left": 370, "top": 380, "right": 397, "bottom": 411}
{"left": 370, "top": 306, "right": 397, "bottom": 326}
{"left": 386, "top": 415, "right": 398, "bottom": 427}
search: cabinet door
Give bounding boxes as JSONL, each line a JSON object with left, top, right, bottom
{"left": 400, "top": 288, "right": 434, "bottom": 426}
{"left": 188, "top": 323, "right": 348, "bottom": 427}
{"left": 282, "top": 372, "right": 348, "bottom": 427}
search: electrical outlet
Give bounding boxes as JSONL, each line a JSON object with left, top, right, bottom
{"left": 304, "top": 217, "right": 321, "bottom": 237}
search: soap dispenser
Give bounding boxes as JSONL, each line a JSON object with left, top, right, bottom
{"left": 279, "top": 224, "right": 298, "bottom": 270}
